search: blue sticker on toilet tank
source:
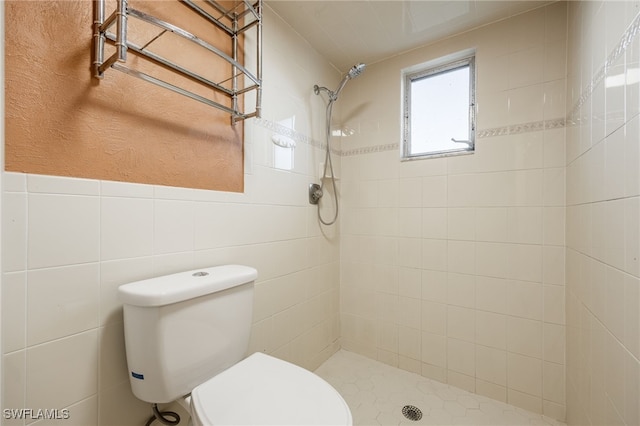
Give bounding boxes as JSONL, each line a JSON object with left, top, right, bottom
{"left": 132, "top": 372, "right": 144, "bottom": 380}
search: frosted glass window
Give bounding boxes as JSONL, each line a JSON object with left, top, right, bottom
{"left": 403, "top": 56, "right": 475, "bottom": 159}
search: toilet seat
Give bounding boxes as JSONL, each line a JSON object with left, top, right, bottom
{"left": 190, "top": 352, "right": 352, "bottom": 425}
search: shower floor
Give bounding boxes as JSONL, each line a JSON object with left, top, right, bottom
{"left": 315, "top": 350, "right": 566, "bottom": 426}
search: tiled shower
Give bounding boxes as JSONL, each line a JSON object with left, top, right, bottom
{"left": 2, "top": 1, "right": 639, "bottom": 426}
{"left": 339, "top": 2, "right": 568, "bottom": 420}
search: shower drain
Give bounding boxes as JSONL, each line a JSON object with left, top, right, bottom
{"left": 401, "top": 405, "right": 423, "bottom": 421}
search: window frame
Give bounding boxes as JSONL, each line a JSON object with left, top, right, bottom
{"left": 402, "top": 54, "right": 477, "bottom": 160}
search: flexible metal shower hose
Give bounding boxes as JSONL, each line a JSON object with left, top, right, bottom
{"left": 318, "top": 99, "right": 340, "bottom": 226}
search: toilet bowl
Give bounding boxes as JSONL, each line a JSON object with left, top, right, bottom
{"left": 118, "top": 265, "right": 352, "bottom": 425}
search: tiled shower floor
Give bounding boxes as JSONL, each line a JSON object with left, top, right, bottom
{"left": 315, "top": 350, "right": 566, "bottom": 426}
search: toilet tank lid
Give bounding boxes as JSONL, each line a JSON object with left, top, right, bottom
{"left": 118, "top": 265, "right": 258, "bottom": 307}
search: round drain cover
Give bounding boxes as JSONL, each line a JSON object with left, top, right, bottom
{"left": 402, "top": 405, "right": 423, "bottom": 421}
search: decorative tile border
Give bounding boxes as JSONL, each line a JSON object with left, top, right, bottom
{"left": 253, "top": 118, "right": 318, "bottom": 148}
{"left": 341, "top": 143, "right": 400, "bottom": 157}
{"left": 545, "top": 117, "right": 567, "bottom": 130}
{"left": 253, "top": 118, "right": 345, "bottom": 155}
{"left": 478, "top": 118, "right": 566, "bottom": 139}
{"left": 338, "top": 118, "right": 568, "bottom": 157}
{"left": 566, "top": 8, "right": 640, "bottom": 122}
{"left": 256, "top": 6, "right": 640, "bottom": 158}
{"left": 255, "top": 116, "right": 567, "bottom": 157}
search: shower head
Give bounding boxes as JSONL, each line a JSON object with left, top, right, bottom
{"left": 332, "top": 63, "right": 366, "bottom": 101}
{"left": 315, "top": 62, "right": 366, "bottom": 102}
{"left": 348, "top": 63, "right": 366, "bottom": 79}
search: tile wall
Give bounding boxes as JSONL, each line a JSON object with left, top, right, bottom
{"left": 5, "top": 2, "right": 640, "bottom": 426}
{"left": 338, "top": 3, "right": 568, "bottom": 421}
{"left": 1, "top": 6, "right": 341, "bottom": 425}
{"left": 565, "top": 2, "right": 640, "bottom": 425}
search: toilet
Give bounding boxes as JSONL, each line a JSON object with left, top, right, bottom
{"left": 118, "top": 264, "right": 352, "bottom": 425}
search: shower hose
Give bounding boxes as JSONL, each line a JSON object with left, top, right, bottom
{"left": 318, "top": 98, "right": 339, "bottom": 226}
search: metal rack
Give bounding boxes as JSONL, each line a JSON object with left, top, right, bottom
{"left": 93, "top": 0, "right": 262, "bottom": 123}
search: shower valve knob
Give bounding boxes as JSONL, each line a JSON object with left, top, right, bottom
{"left": 309, "top": 183, "right": 323, "bottom": 205}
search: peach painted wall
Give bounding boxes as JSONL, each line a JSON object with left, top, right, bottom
{"left": 5, "top": 0, "right": 244, "bottom": 192}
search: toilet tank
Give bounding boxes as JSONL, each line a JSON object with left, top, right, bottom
{"left": 118, "top": 265, "right": 258, "bottom": 404}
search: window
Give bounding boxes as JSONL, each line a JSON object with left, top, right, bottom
{"left": 402, "top": 54, "right": 476, "bottom": 159}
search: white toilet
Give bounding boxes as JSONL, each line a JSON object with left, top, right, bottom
{"left": 118, "top": 264, "right": 352, "bottom": 425}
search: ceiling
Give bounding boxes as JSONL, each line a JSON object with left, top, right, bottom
{"left": 267, "top": 0, "right": 553, "bottom": 72}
